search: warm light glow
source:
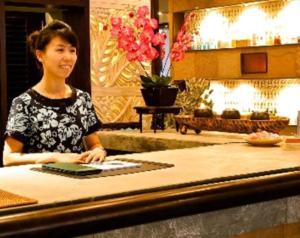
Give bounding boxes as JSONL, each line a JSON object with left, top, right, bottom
{"left": 276, "top": 0, "right": 300, "bottom": 43}
{"left": 233, "top": 7, "right": 268, "bottom": 39}
{"left": 211, "top": 83, "right": 257, "bottom": 114}
{"left": 199, "top": 11, "right": 229, "bottom": 43}
{"left": 277, "top": 84, "right": 300, "bottom": 124}
{"left": 210, "top": 80, "right": 300, "bottom": 124}
{"left": 232, "top": 84, "right": 256, "bottom": 113}
{"left": 210, "top": 82, "right": 229, "bottom": 114}
{"left": 190, "top": 0, "right": 300, "bottom": 49}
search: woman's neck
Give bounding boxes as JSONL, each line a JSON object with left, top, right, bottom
{"left": 33, "top": 77, "right": 72, "bottom": 99}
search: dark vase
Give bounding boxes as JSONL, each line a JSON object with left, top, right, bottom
{"left": 141, "top": 86, "right": 178, "bottom": 106}
{"left": 194, "top": 108, "right": 213, "bottom": 118}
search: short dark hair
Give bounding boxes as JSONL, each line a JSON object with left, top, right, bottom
{"left": 27, "top": 20, "right": 79, "bottom": 54}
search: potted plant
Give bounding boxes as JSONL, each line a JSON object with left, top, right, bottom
{"left": 175, "top": 78, "right": 214, "bottom": 115}
{"left": 109, "top": 6, "right": 193, "bottom": 106}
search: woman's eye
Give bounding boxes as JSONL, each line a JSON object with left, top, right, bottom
{"left": 56, "top": 48, "right": 64, "bottom": 52}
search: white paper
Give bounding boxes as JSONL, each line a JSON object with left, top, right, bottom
{"left": 89, "top": 159, "right": 141, "bottom": 171}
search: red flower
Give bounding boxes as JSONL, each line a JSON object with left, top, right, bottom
{"left": 111, "top": 17, "right": 122, "bottom": 27}
{"left": 149, "top": 18, "right": 158, "bottom": 29}
{"left": 137, "top": 6, "right": 149, "bottom": 17}
{"left": 110, "top": 5, "right": 193, "bottom": 78}
{"left": 169, "top": 13, "right": 193, "bottom": 63}
{"left": 152, "top": 33, "right": 166, "bottom": 46}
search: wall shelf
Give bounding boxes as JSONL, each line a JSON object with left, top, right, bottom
{"left": 187, "top": 43, "right": 300, "bottom": 52}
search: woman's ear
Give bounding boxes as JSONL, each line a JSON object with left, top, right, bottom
{"left": 35, "top": 50, "right": 43, "bottom": 63}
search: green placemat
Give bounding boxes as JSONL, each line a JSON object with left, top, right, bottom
{"left": 0, "top": 189, "right": 38, "bottom": 209}
{"left": 32, "top": 158, "right": 174, "bottom": 179}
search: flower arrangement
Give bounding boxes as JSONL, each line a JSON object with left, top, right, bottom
{"left": 109, "top": 5, "right": 193, "bottom": 88}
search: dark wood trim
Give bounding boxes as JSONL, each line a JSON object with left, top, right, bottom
{"left": 4, "top": 0, "right": 87, "bottom": 7}
{"left": 4, "top": 1, "right": 91, "bottom": 94}
{"left": 63, "top": 4, "right": 91, "bottom": 93}
{"left": 1, "top": 171, "right": 300, "bottom": 237}
{"left": 0, "top": 2, "right": 7, "bottom": 166}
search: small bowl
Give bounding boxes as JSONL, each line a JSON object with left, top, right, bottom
{"left": 245, "top": 137, "right": 283, "bottom": 146}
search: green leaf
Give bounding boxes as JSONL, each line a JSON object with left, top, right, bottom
{"left": 140, "top": 74, "right": 172, "bottom": 88}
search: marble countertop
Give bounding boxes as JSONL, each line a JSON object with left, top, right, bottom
{"left": 98, "top": 129, "right": 247, "bottom": 152}
{"left": 1, "top": 133, "right": 300, "bottom": 236}
{"left": 0, "top": 142, "right": 299, "bottom": 207}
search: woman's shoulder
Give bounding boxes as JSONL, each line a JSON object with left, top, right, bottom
{"left": 72, "top": 87, "right": 92, "bottom": 99}
{"left": 11, "top": 90, "right": 33, "bottom": 106}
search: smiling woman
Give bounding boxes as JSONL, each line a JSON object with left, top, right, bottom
{"left": 3, "top": 20, "right": 106, "bottom": 166}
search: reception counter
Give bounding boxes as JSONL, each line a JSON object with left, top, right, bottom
{"left": 1, "top": 131, "right": 300, "bottom": 237}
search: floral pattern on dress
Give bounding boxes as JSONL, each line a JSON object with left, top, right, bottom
{"left": 5, "top": 87, "right": 101, "bottom": 153}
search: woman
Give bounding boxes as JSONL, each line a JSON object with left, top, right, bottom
{"left": 3, "top": 20, "right": 106, "bottom": 166}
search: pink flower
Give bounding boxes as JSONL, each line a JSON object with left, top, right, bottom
{"left": 137, "top": 6, "right": 149, "bottom": 17}
{"left": 149, "top": 18, "right": 158, "bottom": 29}
{"left": 170, "top": 42, "right": 185, "bottom": 62}
{"left": 145, "top": 47, "right": 159, "bottom": 60}
{"left": 121, "top": 26, "right": 134, "bottom": 37}
{"left": 134, "top": 17, "right": 147, "bottom": 28}
{"left": 111, "top": 26, "right": 121, "bottom": 37}
{"left": 127, "top": 51, "right": 138, "bottom": 61}
{"left": 140, "top": 29, "right": 154, "bottom": 43}
{"left": 110, "top": 5, "right": 193, "bottom": 79}
{"left": 111, "top": 17, "right": 122, "bottom": 27}
{"left": 152, "top": 33, "right": 166, "bottom": 46}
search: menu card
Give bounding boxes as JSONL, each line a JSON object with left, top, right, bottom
{"left": 89, "top": 159, "right": 141, "bottom": 171}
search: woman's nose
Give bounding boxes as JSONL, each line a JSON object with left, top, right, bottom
{"left": 63, "top": 51, "right": 76, "bottom": 60}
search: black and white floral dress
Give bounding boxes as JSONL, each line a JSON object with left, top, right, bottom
{"left": 5, "top": 87, "right": 102, "bottom": 153}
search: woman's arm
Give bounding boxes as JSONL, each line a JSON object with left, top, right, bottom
{"left": 83, "top": 132, "right": 106, "bottom": 163}
{"left": 3, "top": 137, "right": 88, "bottom": 166}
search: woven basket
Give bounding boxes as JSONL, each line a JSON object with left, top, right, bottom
{"left": 175, "top": 115, "right": 290, "bottom": 134}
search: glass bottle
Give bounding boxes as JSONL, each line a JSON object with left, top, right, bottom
{"left": 274, "top": 34, "right": 281, "bottom": 45}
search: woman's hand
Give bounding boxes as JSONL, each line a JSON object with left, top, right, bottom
{"left": 82, "top": 147, "right": 107, "bottom": 163}
{"left": 83, "top": 133, "right": 106, "bottom": 163}
{"left": 36, "top": 153, "right": 88, "bottom": 164}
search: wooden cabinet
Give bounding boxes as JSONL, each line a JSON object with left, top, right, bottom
{"left": 0, "top": 0, "right": 90, "bottom": 165}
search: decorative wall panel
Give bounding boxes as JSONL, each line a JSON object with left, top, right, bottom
{"left": 90, "top": 1, "right": 149, "bottom": 123}
{"left": 209, "top": 78, "right": 300, "bottom": 124}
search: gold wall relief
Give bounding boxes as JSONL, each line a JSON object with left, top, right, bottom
{"left": 90, "top": 4, "right": 149, "bottom": 123}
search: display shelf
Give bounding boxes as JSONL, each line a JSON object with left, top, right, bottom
{"left": 187, "top": 42, "right": 300, "bottom": 52}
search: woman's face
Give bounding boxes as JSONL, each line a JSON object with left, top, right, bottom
{"left": 36, "top": 36, "right": 77, "bottom": 80}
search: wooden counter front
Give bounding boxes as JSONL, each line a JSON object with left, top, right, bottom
{"left": 0, "top": 143, "right": 300, "bottom": 237}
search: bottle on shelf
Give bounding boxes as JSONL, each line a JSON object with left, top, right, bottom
{"left": 274, "top": 34, "right": 281, "bottom": 45}
{"left": 252, "top": 33, "right": 257, "bottom": 46}
{"left": 266, "top": 31, "right": 274, "bottom": 45}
